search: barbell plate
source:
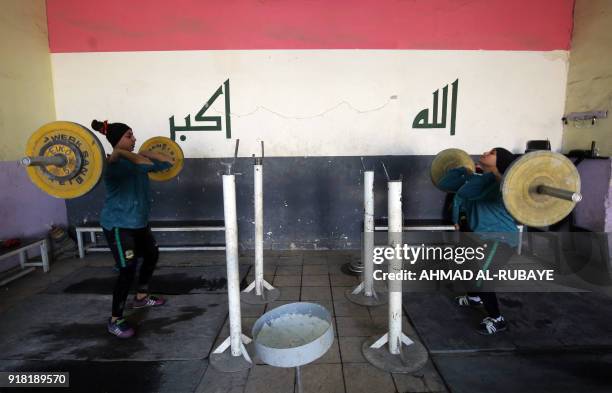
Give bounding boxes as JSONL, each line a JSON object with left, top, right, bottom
{"left": 139, "top": 137, "right": 184, "bottom": 181}
{"left": 502, "top": 151, "right": 581, "bottom": 227}
{"left": 430, "top": 148, "right": 475, "bottom": 189}
{"left": 25, "top": 121, "right": 105, "bottom": 199}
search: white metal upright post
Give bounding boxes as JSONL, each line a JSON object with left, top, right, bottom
{"left": 346, "top": 170, "right": 386, "bottom": 306}
{"left": 362, "top": 179, "right": 428, "bottom": 373}
{"left": 254, "top": 163, "right": 264, "bottom": 295}
{"left": 210, "top": 174, "right": 253, "bottom": 372}
{"left": 242, "top": 150, "right": 280, "bottom": 304}
{"left": 386, "top": 180, "right": 405, "bottom": 354}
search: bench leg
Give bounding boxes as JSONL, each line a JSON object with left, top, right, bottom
{"left": 517, "top": 225, "right": 524, "bottom": 256}
{"left": 77, "top": 230, "right": 85, "bottom": 259}
{"left": 526, "top": 231, "right": 533, "bottom": 256}
{"left": 19, "top": 251, "right": 26, "bottom": 268}
{"left": 40, "top": 240, "right": 50, "bottom": 273}
{"left": 90, "top": 231, "right": 96, "bottom": 245}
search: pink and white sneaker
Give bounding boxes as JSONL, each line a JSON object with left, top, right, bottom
{"left": 132, "top": 294, "right": 166, "bottom": 309}
{"left": 107, "top": 318, "right": 135, "bottom": 338}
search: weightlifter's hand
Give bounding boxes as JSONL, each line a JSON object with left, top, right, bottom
{"left": 139, "top": 150, "right": 173, "bottom": 163}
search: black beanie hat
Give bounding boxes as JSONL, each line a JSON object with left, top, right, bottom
{"left": 494, "top": 147, "right": 517, "bottom": 174}
{"left": 91, "top": 120, "right": 131, "bottom": 147}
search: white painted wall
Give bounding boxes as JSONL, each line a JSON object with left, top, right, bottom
{"left": 51, "top": 50, "right": 568, "bottom": 157}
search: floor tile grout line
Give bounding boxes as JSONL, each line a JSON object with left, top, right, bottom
{"left": 328, "top": 261, "right": 349, "bottom": 393}
{"left": 293, "top": 253, "right": 305, "bottom": 393}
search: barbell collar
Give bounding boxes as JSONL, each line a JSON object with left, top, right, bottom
{"left": 20, "top": 155, "right": 67, "bottom": 167}
{"left": 536, "top": 185, "right": 583, "bottom": 202}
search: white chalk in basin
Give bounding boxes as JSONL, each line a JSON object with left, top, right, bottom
{"left": 256, "top": 313, "right": 330, "bottom": 349}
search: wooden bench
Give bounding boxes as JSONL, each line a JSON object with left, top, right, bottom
{"left": 0, "top": 238, "right": 50, "bottom": 286}
{"left": 374, "top": 218, "right": 456, "bottom": 232}
{"left": 75, "top": 220, "right": 225, "bottom": 259}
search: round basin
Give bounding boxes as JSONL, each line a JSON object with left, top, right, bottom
{"left": 252, "top": 302, "right": 334, "bottom": 368}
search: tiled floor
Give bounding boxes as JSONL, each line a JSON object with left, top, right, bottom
{"left": 202, "top": 252, "right": 447, "bottom": 393}
{"left": 3, "top": 249, "right": 611, "bottom": 392}
{"left": 0, "top": 250, "right": 445, "bottom": 393}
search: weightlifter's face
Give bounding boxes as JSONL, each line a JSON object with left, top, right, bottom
{"left": 478, "top": 149, "right": 497, "bottom": 171}
{"left": 116, "top": 130, "right": 136, "bottom": 151}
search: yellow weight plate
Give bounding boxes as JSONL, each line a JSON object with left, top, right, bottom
{"left": 430, "top": 148, "right": 475, "bottom": 189}
{"left": 25, "top": 121, "right": 105, "bottom": 199}
{"left": 139, "top": 136, "right": 184, "bottom": 181}
{"left": 502, "top": 151, "right": 580, "bottom": 227}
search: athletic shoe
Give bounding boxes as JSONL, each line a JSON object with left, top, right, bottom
{"left": 132, "top": 294, "right": 166, "bottom": 309}
{"left": 107, "top": 318, "right": 135, "bottom": 338}
{"left": 477, "top": 316, "right": 508, "bottom": 335}
{"left": 455, "top": 295, "right": 483, "bottom": 307}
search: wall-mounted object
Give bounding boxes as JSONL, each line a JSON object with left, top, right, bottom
{"left": 525, "top": 140, "right": 551, "bottom": 153}
{"left": 568, "top": 141, "right": 607, "bottom": 160}
{"left": 562, "top": 110, "right": 608, "bottom": 126}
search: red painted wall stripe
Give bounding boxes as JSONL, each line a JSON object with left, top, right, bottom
{"left": 47, "top": 0, "right": 574, "bottom": 53}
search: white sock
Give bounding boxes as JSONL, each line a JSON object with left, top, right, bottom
{"left": 468, "top": 296, "right": 481, "bottom": 302}
{"left": 494, "top": 315, "right": 504, "bottom": 322}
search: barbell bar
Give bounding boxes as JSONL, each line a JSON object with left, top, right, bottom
{"left": 20, "top": 155, "right": 68, "bottom": 167}
{"left": 536, "top": 185, "right": 582, "bottom": 202}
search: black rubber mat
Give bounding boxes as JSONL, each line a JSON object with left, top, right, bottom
{"left": 432, "top": 351, "right": 612, "bottom": 393}
{"left": 0, "top": 359, "right": 208, "bottom": 393}
{"left": 44, "top": 266, "right": 249, "bottom": 295}
{"left": 0, "top": 294, "right": 228, "bottom": 361}
{"left": 403, "top": 291, "right": 612, "bottom": 353}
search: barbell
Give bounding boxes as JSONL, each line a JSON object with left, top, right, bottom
{"left": 20, "top": 121, "right": 184, "bottom": 199}
{"left": 430, "top": 148, "right": 582, "bottom": 227}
